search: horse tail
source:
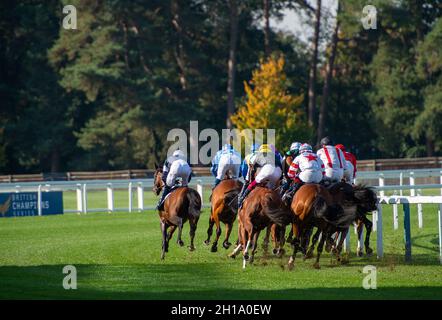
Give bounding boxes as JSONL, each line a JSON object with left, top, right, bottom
{"left": 312, "top": 195, "right": 355, "bottom": 228}
{"left": 263, "top": 193, "right": 292, "bottom": 227}
{"left": 187, "top": 189, "right": 202, "bottom": 218}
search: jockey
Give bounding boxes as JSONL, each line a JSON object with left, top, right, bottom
{"left": 240, "top": 143, "right": 260, "bottom": 179}
{"left": 157, "top": 150, "right": 192, "bottom": 210}
{"left": 335, "top": 144, "right": 357, "bottom": 184}
{"left": 237, "top": 144, "right": 283, "bottom": 208}
{"left": 285, "top": 142, "right": 302, "bottom": 159}
{"left": 285, "top": 143, "right": 324, "bottom": 197}
{"left": 211, "top": 143, "right": 242, "bottom": 187}
{"left": 317, "top": 136, "right": 347, "bottom": 183}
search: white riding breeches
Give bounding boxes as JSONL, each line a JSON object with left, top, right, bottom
{"left": 216, "top": 153, "right": 241, "bottom": 180}
{"left": 299, "top": 170, "right": 323, "bottom": 184}
{"left": 323, "top": 168, "right": 344, "bottom": 183}
{"left": 255, "top": 164, "right": 282, "bottom": 189}
{"left": 343, "top": 161, "right": 354, "bottom": 184}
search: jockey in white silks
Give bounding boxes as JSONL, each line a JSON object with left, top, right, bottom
{"left": 316, "top": 136, "right": 347, "bottom": 183}
{"left": 210, "top": 144, "right": 242, "bottom": 187}
{"left": 157, "top": 150, "right": 192, "bottom": 210}
{"left": 282, "top": 143, "right": 325, "bottom": 202}
{"left": 237, "top": 144, "right": 283, "bottom": 208}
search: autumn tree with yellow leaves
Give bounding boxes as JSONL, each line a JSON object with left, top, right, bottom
{"left": 230, "top": 56, "right": 311, "bottom": 151}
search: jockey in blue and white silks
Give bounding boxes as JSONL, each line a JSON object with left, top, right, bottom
{"left": 211, "top": 144, "right": 242, "bottom": 187}
{"left": 157, "top": 150, "right": 192, "bottom": 210}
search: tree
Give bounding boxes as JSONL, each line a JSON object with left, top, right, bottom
{"left": 230, "top": 56, "right": 311, "bottom": 149}
{"left": 226, "top": 0, "right": 240, "bottom": 129}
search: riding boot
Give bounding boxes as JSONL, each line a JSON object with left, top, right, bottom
{"left": 157, "top": 185, "right": 172, "bottom": 210}
{"left": 280, "top": 179, "right": 292, "bottom": 196}
{"left": 238, "top": 187, "right": 252, "bottom": 209}
{"left": 213, "top": 178, "right": 221, "bottom": 189}
{"left": 282, "top": 181, "right": 303, "bottom": 204}
{"left": 237, "top": 182, "right": 249, "bottom": 208}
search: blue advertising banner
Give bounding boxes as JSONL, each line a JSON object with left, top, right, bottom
{"left": 0, "top": 192, "right": 63, "bottom": 217}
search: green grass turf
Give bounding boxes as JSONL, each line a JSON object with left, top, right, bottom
{"left": 0, "top": 189, "right": 441, "bottom": 300}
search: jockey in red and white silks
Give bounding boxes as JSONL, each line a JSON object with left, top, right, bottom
{"left": 287, "top": 144, "right": 324, "bottom": 184}
{"left": 335, "top": 144, "right": 357, "bottom": 184}
{"left": 316, "top": 136, "right": 347, "bottom": 183}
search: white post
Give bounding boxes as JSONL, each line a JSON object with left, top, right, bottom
{"left": 410, "top": 172, "right": 415, "bottom": 196}
{"left": 376, "top": 203, "right": 383, "bottom": 259}
{"left": 399, "top": 172, "right": 404, "bottom": 196}
{"left": 440, "top": 171, "right": 442, "bottom": 196}
{"left": 439, "top": 204, "right": 442, "bottom": 264}
{"left": 197, "top": 179, "right": 203, "bottom": 207}
{"left": 107, "top": 183, "right": 114, "bottom": 213}
{"left": 378, "top": 174, "right": 385, "bottom": 197}
{"left": 393, "top": 204, "right": 399, "bottom": 230}
{"left": 137, "top": 182, "right": 144, "bottom": 212}
{"left": 37, "top": 185, "right": 42, "bottom": 216}
{"left": 82, "top": 184, "right": 87, "bottom": 214}
{"left": 76, "top": 184, "right": 83, "bottom": 214}
{"left": 128, "top": 182, "right": 133, "bottom": 213}
{"left": 417, "top": 189, "right": 423, "bottom": 229}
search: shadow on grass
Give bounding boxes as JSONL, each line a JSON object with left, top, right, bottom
{"left": 0, "top": 262, "right": 441, "bottom": 300}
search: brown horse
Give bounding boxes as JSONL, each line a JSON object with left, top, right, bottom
{"left": 153, "top": 168, "right": 202, "bottom": 260}
{"left": 287, "top": 182, "right": 357, "bottom": 269}
{"left": 229, "top": 187, "right": 292, "bottom": 268}
{"left": 204, "top": 178, "right": 243, "bottom": 252}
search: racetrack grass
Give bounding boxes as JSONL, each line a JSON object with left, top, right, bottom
{"left": 0, "top": 191, "right": 441, "bottom": 300}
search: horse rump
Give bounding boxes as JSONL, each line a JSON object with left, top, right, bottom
{"left": 186, "top": 189, "right": 202, "bottom": 218}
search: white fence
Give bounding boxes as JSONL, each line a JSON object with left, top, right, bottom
{"left": 1, "top": 168, "right": 442, "bottom": 263}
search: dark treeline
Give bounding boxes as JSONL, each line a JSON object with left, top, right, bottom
{"left": 1, "top": 0, "right": 442, "bottom": 174}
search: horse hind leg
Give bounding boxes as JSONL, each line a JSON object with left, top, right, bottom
{"left": 306, "top": 228, "right": 321, "bottom": 259}
{"left": 222, "top": 222, "right": 233, "bottom": 249}
{"left": 364, "top": 218, "right": 373, "bottom": 256}
{"left": 262, "top": 226, "right": 271, "bottom": 252}
{"left": 176, "top": 218, "right": 184, "bottom": 247}
{"left": 204, "top": 215, "right": 215, "bottom": 246}
{"left": 356, "top": 222, "right": 364, "bottom": 257}
{"left": 160, "top": 221, "right": 169, "bottom": 260}
{"left": 288, "top": 224, "right": 300, "bottom": 270}
{"left": 188, "top": 216, "right": 198, "bottom": 252}
{"left": 313, "top": 231, "right": 327, "bottom": 269}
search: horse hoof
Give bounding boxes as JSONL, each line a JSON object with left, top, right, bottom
{"left": 228, "top": 253, "right": 236, "bottom": 259}
{"left": 244, "top": 253, "right": 250, "bottom": 261}
{"left": 366, "top": 248, "right": 373, "bottom": 256}
{"left": 313, "top": 262, "right": 321, "bottom": 269}
{"left": 178, "top": 240, "right": 184, "bottom": 247}
{"left": 272, "top": 248, "right": 278, "bottom": 255}
{"left": 222, "top": 242, "right": 231, "bottom": 249}
{"left": 188, "top": 245, "right": 195, "bottom": 252}
{"left": 288, "top": 257, "right": 294, "bottom": 270}
{"left": 211, "top": 246, "right": 218, "bottom": 253}
{"left": 305, "top": 251, "right": 314, "bottom": 259}
{"left": 204, "top": 240, "right": 210, "bottom": 246}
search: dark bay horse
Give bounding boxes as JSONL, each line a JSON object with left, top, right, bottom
{"left": 153, "top": 168, "right": 202, "bottom": 260}
{"left": 324, "top": 185, "right": 378, "bottom": 259}
{"left": 229, "top": 187, "right": 292, "bottom": 268}
{"left": 204, "top": 178, "right": 243, "bottom": 252}
{"left": 287, "top": 182, "right": 357, "bottom": 269}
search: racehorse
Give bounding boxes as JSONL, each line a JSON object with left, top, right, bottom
{"left": 204, "top": 178, "right": 243, "bottom": 252}
{"left": 229, "top": 187, "right": 292, "bottom": 268}
{"left": 287, "top": 182, "right": 357, "bottom": 269}
{"left": 153, "top": 167, "right": 202, "bottom": 260}
{"left": 326, "top": 185, "right": 378, "bottom": 259}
